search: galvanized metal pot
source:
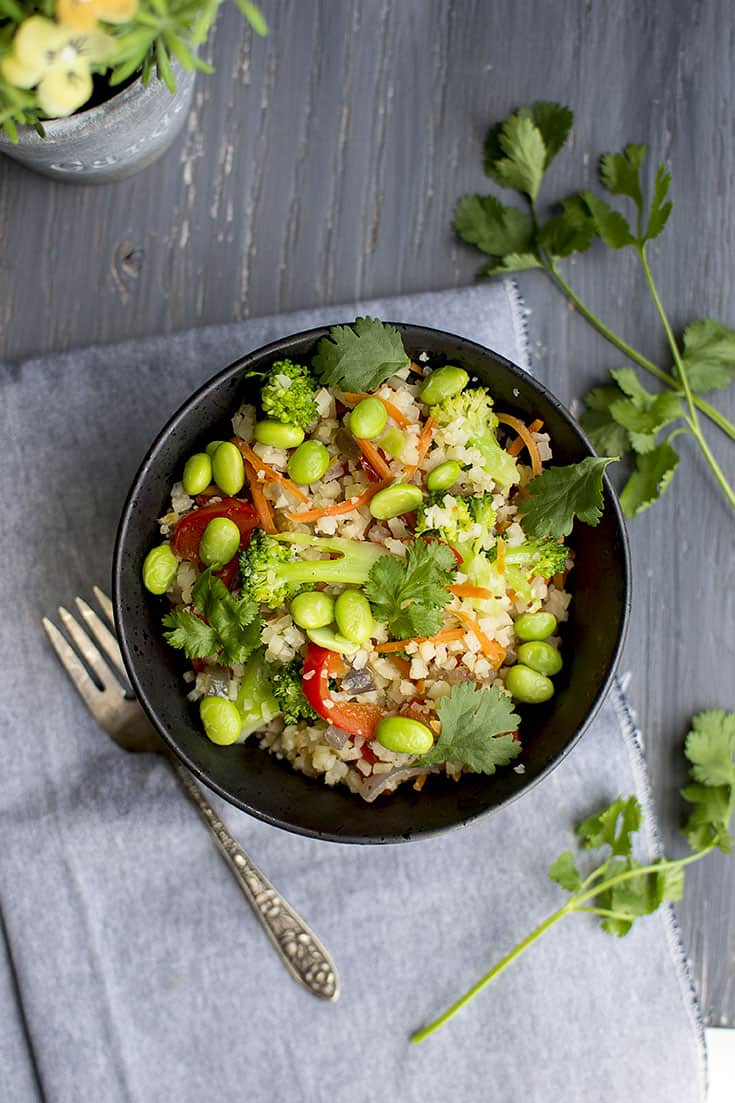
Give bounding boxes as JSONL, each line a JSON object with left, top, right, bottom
{"left": 0, "top": 68, "right": 196, "bottom": 183}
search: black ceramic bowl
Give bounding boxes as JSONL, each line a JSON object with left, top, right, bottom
{"left": 113, "top": 324, "right": 630, "bottom": 843}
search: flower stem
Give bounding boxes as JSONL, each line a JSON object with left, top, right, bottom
{"left": 637, "top": 247, "right": 735, "bottom": 514}
{"left": 546, "top": 265, "right": 735, "bottom": 443}
{"left": 411, "top": 847, "right": 713, "bottom": 1043}
{"left": 410, "top": 901, "right": 573, "bottom": 1044}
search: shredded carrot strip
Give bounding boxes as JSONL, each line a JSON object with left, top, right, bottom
{"left": 496, "top": 518, "right": 512, "bottom": 534}
{"left": 285, "top": 480, "right": 388, "bottom": 523}
{"left": 375, "top": 627, "right": 466, "bottom": 654}
{"left": 495, "top": 537, "right": 506, "bottom": 574}
{"left": 552, "top": 571, "right": 566, "bottom": 589}
{"left": 495, "top": 413, "right": 543, "bottom": 477}
{"left": 388, "top": 656, "right": 412, "bottom": 678}
{"left": 232, "top": 438, "right": 310, "bottom": 503}
{"left": 452, "top": 609, "right": 507, "bottom": 668}
{"left": 404, "top": 416, "right": 437, "bottom": 480}
{"left": 447, "top": 584, "right": 494, "bottom": 599}
{"left": 357, "top": 437, "right": 393, "bottom": 480}
{"left": 506, "top": 417, "right": 544, "bottom": 456}
{"left": 342, "top": 392, "right": 411, "bottom": 429}
{"left": 243, "top": 462, "right": 277, "bottom": 534}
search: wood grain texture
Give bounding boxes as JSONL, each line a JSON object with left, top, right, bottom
{"left": 1, "top": 0, "right": 733, "bottom": 1024}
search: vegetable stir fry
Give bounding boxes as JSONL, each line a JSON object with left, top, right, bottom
{"left": 143, "top": 318, "right": 612, "bottom": 801}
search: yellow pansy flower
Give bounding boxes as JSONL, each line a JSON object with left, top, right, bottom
{"left": 0, "top": 15, "right": 116, "bottom": 117}
{"left": 56, "top": 0, "right": 139, "bottom": 34}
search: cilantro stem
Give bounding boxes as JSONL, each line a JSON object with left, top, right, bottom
{"left": 411, "top": 847, "right": 712, "bottom": 1043}
{"left": 637, "top": 246, "right": 735, "bottom": 514}
{"left": 410, "top": 901, "right": 573, "bottom": 1044}
{"left": 546, "top": 264, "right": 735, "bottom": 444}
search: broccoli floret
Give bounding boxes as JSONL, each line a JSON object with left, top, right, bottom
{"left": 467, "top": 491, "right": 497, "bottom": 530}
{"left": 235, "top": 650, "right": 281, "bottom": 737}
{"left": 430, "top": 388, "right": 519, "bottom": 489}
{"left": 489, "top": 537, "right": 568, "bottom": 603}
{"left": 240, "top": 530, "right": 390, "bottom": 608}
{"left": 270, "top": 659, "right": 319, "bottom": 725}
{"left": 416, "top": 492, "right": 496, "bottom": 551}
{"left": 259, "top": 359, "right": 318, "bottom": 428}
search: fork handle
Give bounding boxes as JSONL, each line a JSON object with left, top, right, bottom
{"left": 166, "top": 754, "right": 339, "bottom": 1001}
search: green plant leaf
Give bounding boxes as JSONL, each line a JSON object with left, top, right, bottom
{"left": 619, "top": 440, "right": 679, "bottom": 516}
{"left": 418, "top": 682, "right": 521, "bottom": 773}
{"left": 581, "top": 191, "right": 635, "bottom": 249}
{"left": 599, "top": 143, "right": 647, "bottom": 210}
{"left": 580, "top": 384, "right": 632, "bottom": 457}
{"left": 548, "top": 851, "right": 582, "bottom": 893}
{"left": 312, "top": 316, "right": 409, "bottom": 392}
{"left": 454, "top": 195, "right": 535, "bottom": 257}
{"left": 681, "top": 319, "right": 735, "bottom": 393}
{"left": 233, "top": 0, "right": 269, "bottom": 35}
{"left": 645, "top": 164, "right": 673, "bottom": 241}
{"left": 538, "top": 195, "right": 596, "bottom": 258}
{"left": 576, "top": 796, "right": 641, "bottom": 856}
{"left": 478, "top": 252, "right": 542, "bottom": 276}
{"left": 484, "top": 102, "right": 573, "bottom": 178}
{"left": 491, "top": 113, "right": 547, "bottom": 201}
{"left": 518, "top": 456, "right": 616, "bottom": 539}
{"left": 684, "top": 711, "right": 735, "bottom": 787}
{"left": 609, "top": 390, "right": 683, "bottom": 454}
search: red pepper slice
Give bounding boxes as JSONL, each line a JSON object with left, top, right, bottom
{"left": 171, "top": 499, "right": 259, "bottom": 561}
{"left": 302, "top": 644, "right": 384, "bottom": 740}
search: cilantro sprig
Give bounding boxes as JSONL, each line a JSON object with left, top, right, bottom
{"left": 455, "top": 102, "right": 735, "bottom": 517}
{"left": 418, "top": 682, "right": 520, "bottom": 774}
{"left": 411, "top": 709, "right": 735, "bottom": 1042}
{"left": 518, "top": 455, "right": 616, "bottom": 539}
{"left": 364, "top": 537, "right": 457, "bottom": 640}
{"left": 312, "top": 317, "right": 409, "bottom": 392}
{"left": 162, "top": 569, "right": 263, "bottom": 666}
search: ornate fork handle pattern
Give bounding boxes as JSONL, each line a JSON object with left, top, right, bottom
{"left": 168, "top": 755, "right": 339, "bottom": 1001}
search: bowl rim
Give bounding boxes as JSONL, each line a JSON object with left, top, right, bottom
{"left": 113, "top": 321, "right": 631, "bottom": 843}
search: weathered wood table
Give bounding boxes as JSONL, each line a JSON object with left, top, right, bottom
{"left": 1, "top": 0, "right": 732, "bottom": 1026}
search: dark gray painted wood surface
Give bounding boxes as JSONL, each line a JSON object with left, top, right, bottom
{"left": 1, "top": 0, "right": 733, "bottom": 1025}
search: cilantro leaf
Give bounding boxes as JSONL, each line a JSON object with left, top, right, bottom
{"left": 162, "top": 610, "right": 219, "bottom": 658}
{"left": 518, "top": 455, "right": 616, "bottom": 539}
{"left": 192, "top": 570, "right": 263, "bottom": 665}
{"left": 681, "top": 711, "right": 735, "bottom": 853}
{"left": 484, "top": 101, "right": 572, "bottom": 180}
{"left": 548, "top": 851, "right": 582, "bottom": 893}
{"left": 685, "top": 711, "right": 735, "bottom": 787}
{"left": 454, "top": 195, "right": 535, "bottom": 258}
{"left": 488, "top": 113, "right": 547, "bottom": 201}
{"left": 599, "top": 143, "right": 647, "bottom": 209}
{"left": 576, "top": 796, "right": 641, "bottom": 856}
{"left": 537, "top": 195, "right": 596, "bottom": 259}
{"left": 312, "top": 317, "right": 409, "bottom": 392}
{"left": 681, "top": 319, "right": 735, "bottom": 393}
{"left": 619, "top": 440, "right": 679, "bottom": 517}
{"left": 645, "top": 164, "right": 673, "bottom": 241}
{"left": 364, "top": 537, "right": 457, "bottom": 641}
{"left": 418, "top": 682, "right": 520, "bottom": 773}
{"left": 609, "top": 389, "right": 682, "bottom": 454}
{"left": 478, "top": 253, "right": 542, "bottom": 276}
{"left": 581, "top": 191, "right": 635, "bottom": 249}
{"left": 580, "top": 383, "right": 632, "bottom": 457}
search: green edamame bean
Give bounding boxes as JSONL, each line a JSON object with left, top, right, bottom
{"left": 199, "top": 516, "right": 241, "bottom": 568}
{"left": 517, "top": 640, "right": 563, "bottom": 676}
{"left": 306, "top": 626, "right": 360, "bottom": 656}
{"left": 376, "top": 716, "right": 434, "bottom": 756}
{"left": 514, "top": 611, "right": 558, "bottom": 641}
{"left": 200, "top": 696, "right": 242, "bottom": 746}
{"left": 142, "top": 543, "right": 178, "bottom": 595}
{"left": 369, "top": 482, "right": 424, "bottom": 520}
{"left": 334, "top": 590, "right": 374, "bottom": 644}
{"left": 287, "top": 440, "right": 330, "bottom": 484}
{"left": 349, "top": 397, "right": 388, "bottom": 439}
{"left": 254, "top": 420, "right": 305, "bottom": 448}
{"left": 212, "top": 441, "right": 245, "bottom": 496}
{"left": 290, "top": 590, "right": 335, "bottom": 630}
{"left": 505, "top": 664, "right": 554, "bottom": 704}
{"left": 182, "top": 452, "right": 213, "bottom": 496}
{"left": 205, "top": 440, "right": 226, "bottom": 458}
{"left": 378, "top": 427, "right": 406, "bottom": 459}
{"left": 419, "top": 365, "right": 469, "bottom": 406}
{"left": 426, "top": 459, "right": 461, "bottom": 492}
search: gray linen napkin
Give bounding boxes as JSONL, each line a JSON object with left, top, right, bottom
{"left": 0, "top": 284, "right": 705, "bottom": 1103}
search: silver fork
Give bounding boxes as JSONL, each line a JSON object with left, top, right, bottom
{"left": 42, "top": 588, "right": 339, "bottom": 1002}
